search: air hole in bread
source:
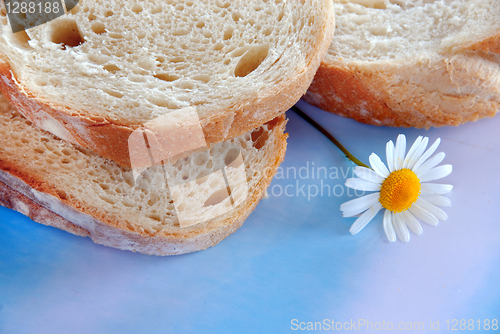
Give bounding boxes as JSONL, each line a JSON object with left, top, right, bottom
{"left": 192, "top": 74, "right": 210, "bottom": 83}
{"left": 61, "top": 148, "right": 72, "bottom": 156}
{"left": 232, "top": 47, "right": 248, "bottom": 58}
{"left": 196, "top": 21, "right": 205, "bottom": 28}
{"left": 138, "top": 59, "right": 155, "bottom": 71}
{"left": 172, "top": 28, "right": 189, "bottom": 36}
{"left": 225, "top": 148, "right": 242, "bottom": 167}
{"left": 103, "top": 88, "right": 124, "bottom": 98}
{"left": 170, "top": 56, "right": 185, "bottom": 63}
{"left": 234, "top": 44, "right": 269, "bottom": 77}
{"left": 148, "top": 96, "right": 177, "bottom": 108}
{"left": 193, "top": 154, "right": 209, "bottom": 166}
{"left": 251, "top": 127, "right": 270, "bottom": 149}
{"left": 131, "top": 4, "right": 143, "bottom": 13}
{"left": 104, "top": 10, "right": 114, "bottom": 17}
{"left": 99, "top": 194, "right": 117, "bottom": 205}
{"left": 88, "top": 13, "right": 96, "bottom": 20}
{"left": 176, "top": 81, "right": 195, "bottom": 90}
{"left": 263, "top": 26, "right": 273, "bottom": 36}
{"left": 203, "top": 187, "right": 231, "bottom": 207}
{"left": 49, "top": 19, "right": 85, "bottom": 49}
{"left": 69, "top": 4, "right": 80, "bottom": 14}
{"left": 192, "top": 100, "right": 208, "bottom": 106}
{"left": 91, "top": 22, "right": 106, "bottom": 34}
{"left": 56, "top": 189, "right": 68, "bottom": 200}
{"left": 154, "top": 73, "right": 180, "bottom": 82}
{"left": 151, "top": 6, "right": 162, "bottom": 14}
{"left": 232, "top": 12, "right": 242, "bottom": 22}
{"left": 277, "top": 11, "right": 285, "bottom": 21}
{"left": 264, "top": 118, "right": 280, "bottom": 131}
{"left": 108, "top": 32, "right": 123, "bottom": 39}
{"left": 103, "top": 64, "right": 120, "bottom": 73}
{"left": 370, "top": 25, "right": 389, "bottom": 36}
{"left": 213, "top": 42, "right": 224, "bottom": 51}
{"left": 147, "top": 214, "right": 162, "bottom": 222}
{"left": 216, "top": 1, "right": 230, "bottom": 9}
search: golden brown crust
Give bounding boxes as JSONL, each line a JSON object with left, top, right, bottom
{"left": 0, "top": 115, "right": 289, "bottom": 255}
{"left": 0, "top": 6, "right": 333, "bottom": 167}
{"left": 305, "top": 50, "right": 500, "bottom": 128}
{"left": 463, "top": 30, "right": 500, "bottom": 54}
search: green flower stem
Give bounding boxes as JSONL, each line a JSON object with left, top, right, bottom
{"left": 291, "top": 106, "right": 370, "bottom": 169}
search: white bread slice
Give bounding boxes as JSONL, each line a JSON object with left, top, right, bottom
{"left": 0, "top": 0, "right": 334, "bottom": 167}
{"left": 0, "top": 93, "right": 287, "bottom": 255}
{"left": 304, "top": 0, "right": 500, "bottom": 128}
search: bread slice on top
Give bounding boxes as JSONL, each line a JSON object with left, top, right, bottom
{"left": 0, "top": 93, "right": 288, "bottom": 255}
{"left": 305, "top": 0, "right": 500, "bottom": 128}
{"left": 0, "top": 0, "right": 334, "bottom": 166}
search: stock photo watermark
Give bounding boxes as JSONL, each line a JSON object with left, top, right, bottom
{"left": 291, "top": 318, "right": 499, "bottom": 331}
{"left": 4, "top": 0, "right": 79, "bottom": 32}
{"left": 128, "top": 106, "right": 249, "bottom": 228}
{"left": 267, "top": 162, "right": 367, "bottom": 201}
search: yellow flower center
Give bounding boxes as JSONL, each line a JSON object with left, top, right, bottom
{"left": 379, "top": 169, "right": 421, "bottom": 213}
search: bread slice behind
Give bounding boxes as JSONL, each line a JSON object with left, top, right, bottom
{"left": 305, "top": 0, "right": 500, "bottom": 128}
{"left": 0, "top": 93, "right": 288, "bottom": 255}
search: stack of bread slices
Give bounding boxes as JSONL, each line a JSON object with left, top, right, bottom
{"left": 2, "top": 0, "right": 499, "bottom": 255}
{"left": 0, "top": 0, "right": 335, "bottom": 255}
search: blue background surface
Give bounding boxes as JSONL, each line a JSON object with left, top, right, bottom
{"left": 1, "top": 100, "right": 499, "bottom": 333}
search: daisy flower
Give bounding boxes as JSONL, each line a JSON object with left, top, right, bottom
{"left": 340, "top": 134, "right": 453, "bottom": 242}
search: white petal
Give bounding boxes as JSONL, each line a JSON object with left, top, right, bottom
{"left": 409, "top": 204, "right": 439, "bottom": 226}
{"left": 418, "top": 165, "right": 452, "bottom": 182}
{"left": 383, "top": 209, "right": 396, "bottom": 242}
{"left": 349, "top": 202, "right": 382, "bottom": 235}
{"left": 340, "top": 192, "right": 380, "bottom": 217}
{"left": 406, "top": 137, "right": 429, "bottom": 170}
{"left": 393, "top": 212, "right": 410, "bottom": 242}
{"left": 420, "top": 194, "right": 452, "bottom": 207}
{"left": 354, "top": 166, "right": 384, "bottom": 184}
{"left": 414, "top": 152, "right": 446, "bottom": 176}
{"left": 412, "top": 138, "right": 440, "bottom": 171}
{"left": 386, "top": 140, "right": 395, "bottom": 172}
{"left": 369, "top": 153, "right": 390, "bottom": 178}
{"left": 403, "top": 136, "right": 423, "bottom": 169}
{"left": 401, "top": 210, "right": 423, "bottom": 235}
{"left": 417, "top": 198, "right": 448, "bottom": 221}
{"left": 345, "top": 178, "right": 381, "bottom": 191}
{"left": 394, "top": 134, "right": 406, "bottom": 170}
{"left": 421, "top": 183, "right": 453, "bottom": 195}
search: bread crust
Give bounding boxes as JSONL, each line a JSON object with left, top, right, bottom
{"left": 463, "top": 31, "right": 500, "bottom": 54}
{"left": 305, "top": 36, "right": 500, "bottom": 128}
{"left": 0, "top": 115, "right": 288, "bottom": 256}
{"left": 0, "top": 180, "right": 90, "bottom": 237}
{"left": 0, "top": 1, "right": 334, "bottom": 167}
